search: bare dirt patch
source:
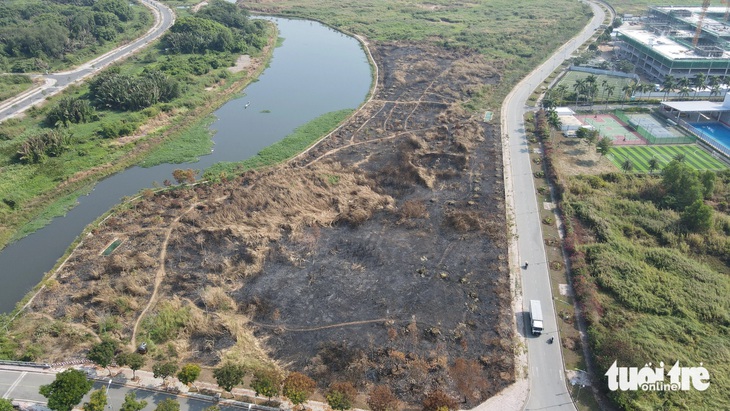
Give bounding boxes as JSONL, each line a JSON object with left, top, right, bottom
{"left": 19, "top": 42, "right": 512, "bottom": 407}
{"left": 552, "top": 133, "right": 616, "bottom": 176}
{"left": 228, "top": 55, "right": 252, "bottom": 74}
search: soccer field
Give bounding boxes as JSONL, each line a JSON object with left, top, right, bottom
{"left": 608, "top": 145, "right": 728, "bottom": 172}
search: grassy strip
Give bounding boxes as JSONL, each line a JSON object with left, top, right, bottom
{"left": 204, "top": 109, "right": 353, "bottom": 179}
{"left": 0, "top": 75, "right": 34, "bottom": 102}
{"left": 9, "top": 184, "right": 94, "bottom": 243}
{"left": 139, "top": 115, "right": 216, "bottom": 167}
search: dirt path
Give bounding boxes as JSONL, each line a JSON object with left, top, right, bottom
{"left": 130, "top": 201, "right": 199, "bottom": 348}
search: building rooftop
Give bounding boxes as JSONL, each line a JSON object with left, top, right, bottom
{"left": 617, "top": 24, "right": 730, "bottom": 60}
{"left": 662, "top": 100, "right": 730, "bottom": 112}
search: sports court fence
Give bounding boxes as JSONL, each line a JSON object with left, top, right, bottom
{"left": 676, "top": 118, "right": 730, "bottom": 159}
{"left": 613, "top": 110, "right": 696, "bottom": 144}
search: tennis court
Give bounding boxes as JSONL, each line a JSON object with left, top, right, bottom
{"left": 608, "top": 145, "right": 728, "bottom": 172}
{"left": 575, "top": 114, "right": 646, "bottom": 145}
{"left": 625, "top": 113, "right": 687, "bottom": 138}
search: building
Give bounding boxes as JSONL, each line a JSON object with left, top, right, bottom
{"left": 554, "top": 107, "right": 590, "bottom": 136}
{"left": 615, "top": 6, "right": 730, "bottom": 82}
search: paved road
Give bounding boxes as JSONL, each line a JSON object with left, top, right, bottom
{"left": 0, "top": 0, "right": 175, "bottom": 123}
{"left": 501, "top": 1, "right": 610, "bottom": 410}
{"left": 0, "top": 368, "right": 264, "bottom": 411}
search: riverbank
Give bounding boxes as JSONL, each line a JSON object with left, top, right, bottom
{"left": 0, "top": 22, "right": 278, "bottom": 250}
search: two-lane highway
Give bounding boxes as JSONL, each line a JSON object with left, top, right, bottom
{"left": 0, "top": 0, "right": 175, "bottom": 122}
{"left": 501, "top": 1, "right": 610, "bottom": 410}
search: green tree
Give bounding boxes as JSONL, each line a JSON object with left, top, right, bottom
{"left": 87, "top": 339, "right": 117, "bottom": 375}
{"left": 116, "top": 352, "right": 146, "bottom": 379}
{"left": 0, "top": 399, "right": 14, "bottom": 411}
{"left": 680, "top": 199, "right": 714, "bottom": 232}
{"left": 177, "top": 364, "right": 201, "bottom": 387}
{"left": 661, "top": 160, "right": 703, "bottom": 210}
{"left": 152, "top": 362, "right": 179, "bottom": 383}
{"left": 701, "top": 171, "right": 716, "bottom": 198}
{"left": 282, "top": 372, "right": 316, "bottom": 407}
{"left": 39, "top": 369, "right": 93, "bottom": 411}
{"left": 82, "top": 389, "right": 107, "bottom": 411}
{"left": 250, "top": 369, "right": 281, "bottom": 401}
{"left": 213, "top": 363, "right": 245, "bottom": 393}
{"left": 154, "top": 398, "right": 180, "bottom": 411}
{"left": 621, "top": 159, "right": 633, "bottom": 173}
{"left": 326, "top": 382, "right": 356, "bottom": 411}
{"left": 596, "top": 137, "right": 613, "bottom": 156}
{"left": 648, "top": 157, "right": 659, "bottom": 174}
{"left": 120, "top": 392, "right": 147, "bottom": 411}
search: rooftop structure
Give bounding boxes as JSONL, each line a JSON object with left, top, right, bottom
{"left": 615, "top": 6, "right": 730, "bottom": 82}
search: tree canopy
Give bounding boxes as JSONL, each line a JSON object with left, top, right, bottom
{"left": 39, "top": 369, "right": 93, "bottom": 411}
{"left": 162, "top": 0, "right": 267, "bottom": 55}
{"left": 152, "top": 362, "right": 179, "bottom": 381}
{"left": 213, "top": 363, "right": 245, "bottom": 393}
{"left": 282, "top": 372, "right": 316, "bottom": 406}
{"left": 120, "top": 392, "right": 147, "bottom": 411}
{"left": 82, "top": 389, "right": 107, "bottom": 411}
{"left": 326, "top": 382, "right": 357, "bottom": 411}
{"left": 0, "top": 0, "right": 148, "bottom": 71}
{"left": 177, "top": 364, "right": 201, "bottom": 386}
{"left": 250, "top": 369, "right": 281, "bottom": 400}
{"left": 87, "top": 339, "right": 117, "bottom": 374}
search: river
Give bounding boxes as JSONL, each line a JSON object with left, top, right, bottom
{"left": 0, "top": 17, "right": 372, "bottom": 313}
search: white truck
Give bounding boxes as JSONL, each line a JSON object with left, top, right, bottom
{"left": 530, "top": 300, "right": 544, "bottom": 336}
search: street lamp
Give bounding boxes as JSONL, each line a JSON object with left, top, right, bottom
{"left": 106, "top": 379, "right": 112, "bottom": 410}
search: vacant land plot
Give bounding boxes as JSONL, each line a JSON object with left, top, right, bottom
{"left": 15, "top": 43, "right": 511, "bottom": 407}
{"left": 608, "top": 145, "right": 728, "bottom": 172}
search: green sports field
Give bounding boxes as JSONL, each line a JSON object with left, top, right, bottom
{"left": 557, "top": 71, "right": 636, "bottom": 95}
{"left": 608, "top": 145, "right": 728, "bottom": 172}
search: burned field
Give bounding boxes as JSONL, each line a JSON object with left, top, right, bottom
{"left": 19, "top": 42, "right": 512, "bottom": 406}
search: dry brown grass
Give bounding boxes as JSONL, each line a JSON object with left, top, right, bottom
{"left": 200, "top": 287, "right": 237, "bottom": 312}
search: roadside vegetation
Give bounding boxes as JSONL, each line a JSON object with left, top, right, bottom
{"left": 0, "top": 75, "right": 34, "bottom": 102}
{"left": 0, "top": 0, "right": 153, "bottom": 73}
{"left": 0, "top": 0, "right": 272, "bottom": 248}
{"left": 533, "top": 109, "right": 730, "bottom": 409}
{"left": 563, "top": 169, "right": 730, "bottom": 409}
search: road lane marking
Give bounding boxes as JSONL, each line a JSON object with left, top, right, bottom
{"left": 3, "top": 372, "right": 26, "bottom": 399}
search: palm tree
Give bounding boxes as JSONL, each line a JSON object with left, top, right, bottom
{"left": 621, "top": 83, "right": 635, "bottom": 107}
{"left": 693, "top": 72, "right": 706, "bottom": 99}
{"left": 588, "top": 82, "right": 599, "bottom": 109}
{"left": 661, "top": 75, "right": 675, "bottom": 101}
{"left": 711, "top": 84, "right": 721, "bottom": 97}
{"left": 679, "top": 86, "right": 691, "bottom": 98}
{"left": 648, "top": 157, "right": 659, "bottom": 174}
{"left": 709, "top": 75, "right": 722, "bottom": 97}
{"left": 677, "top": 76, "right": 690, "bottom": 96}
{"left": 555, "top": 84, "right": 568, "bottom": 106}
{"left": 600, "top": 79, "right": 609, "bottom": 103}
{"left": 604, "top": 85, "right": 615, "bottom": 109}
{"left": 573, "top": 78, "right": 586, "bottom": 108}
{"left": 621, "top": 159, "right": 634, "bottom": 173}
{"left": 722, "top": 76, "right": 730, "bottom": 96}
